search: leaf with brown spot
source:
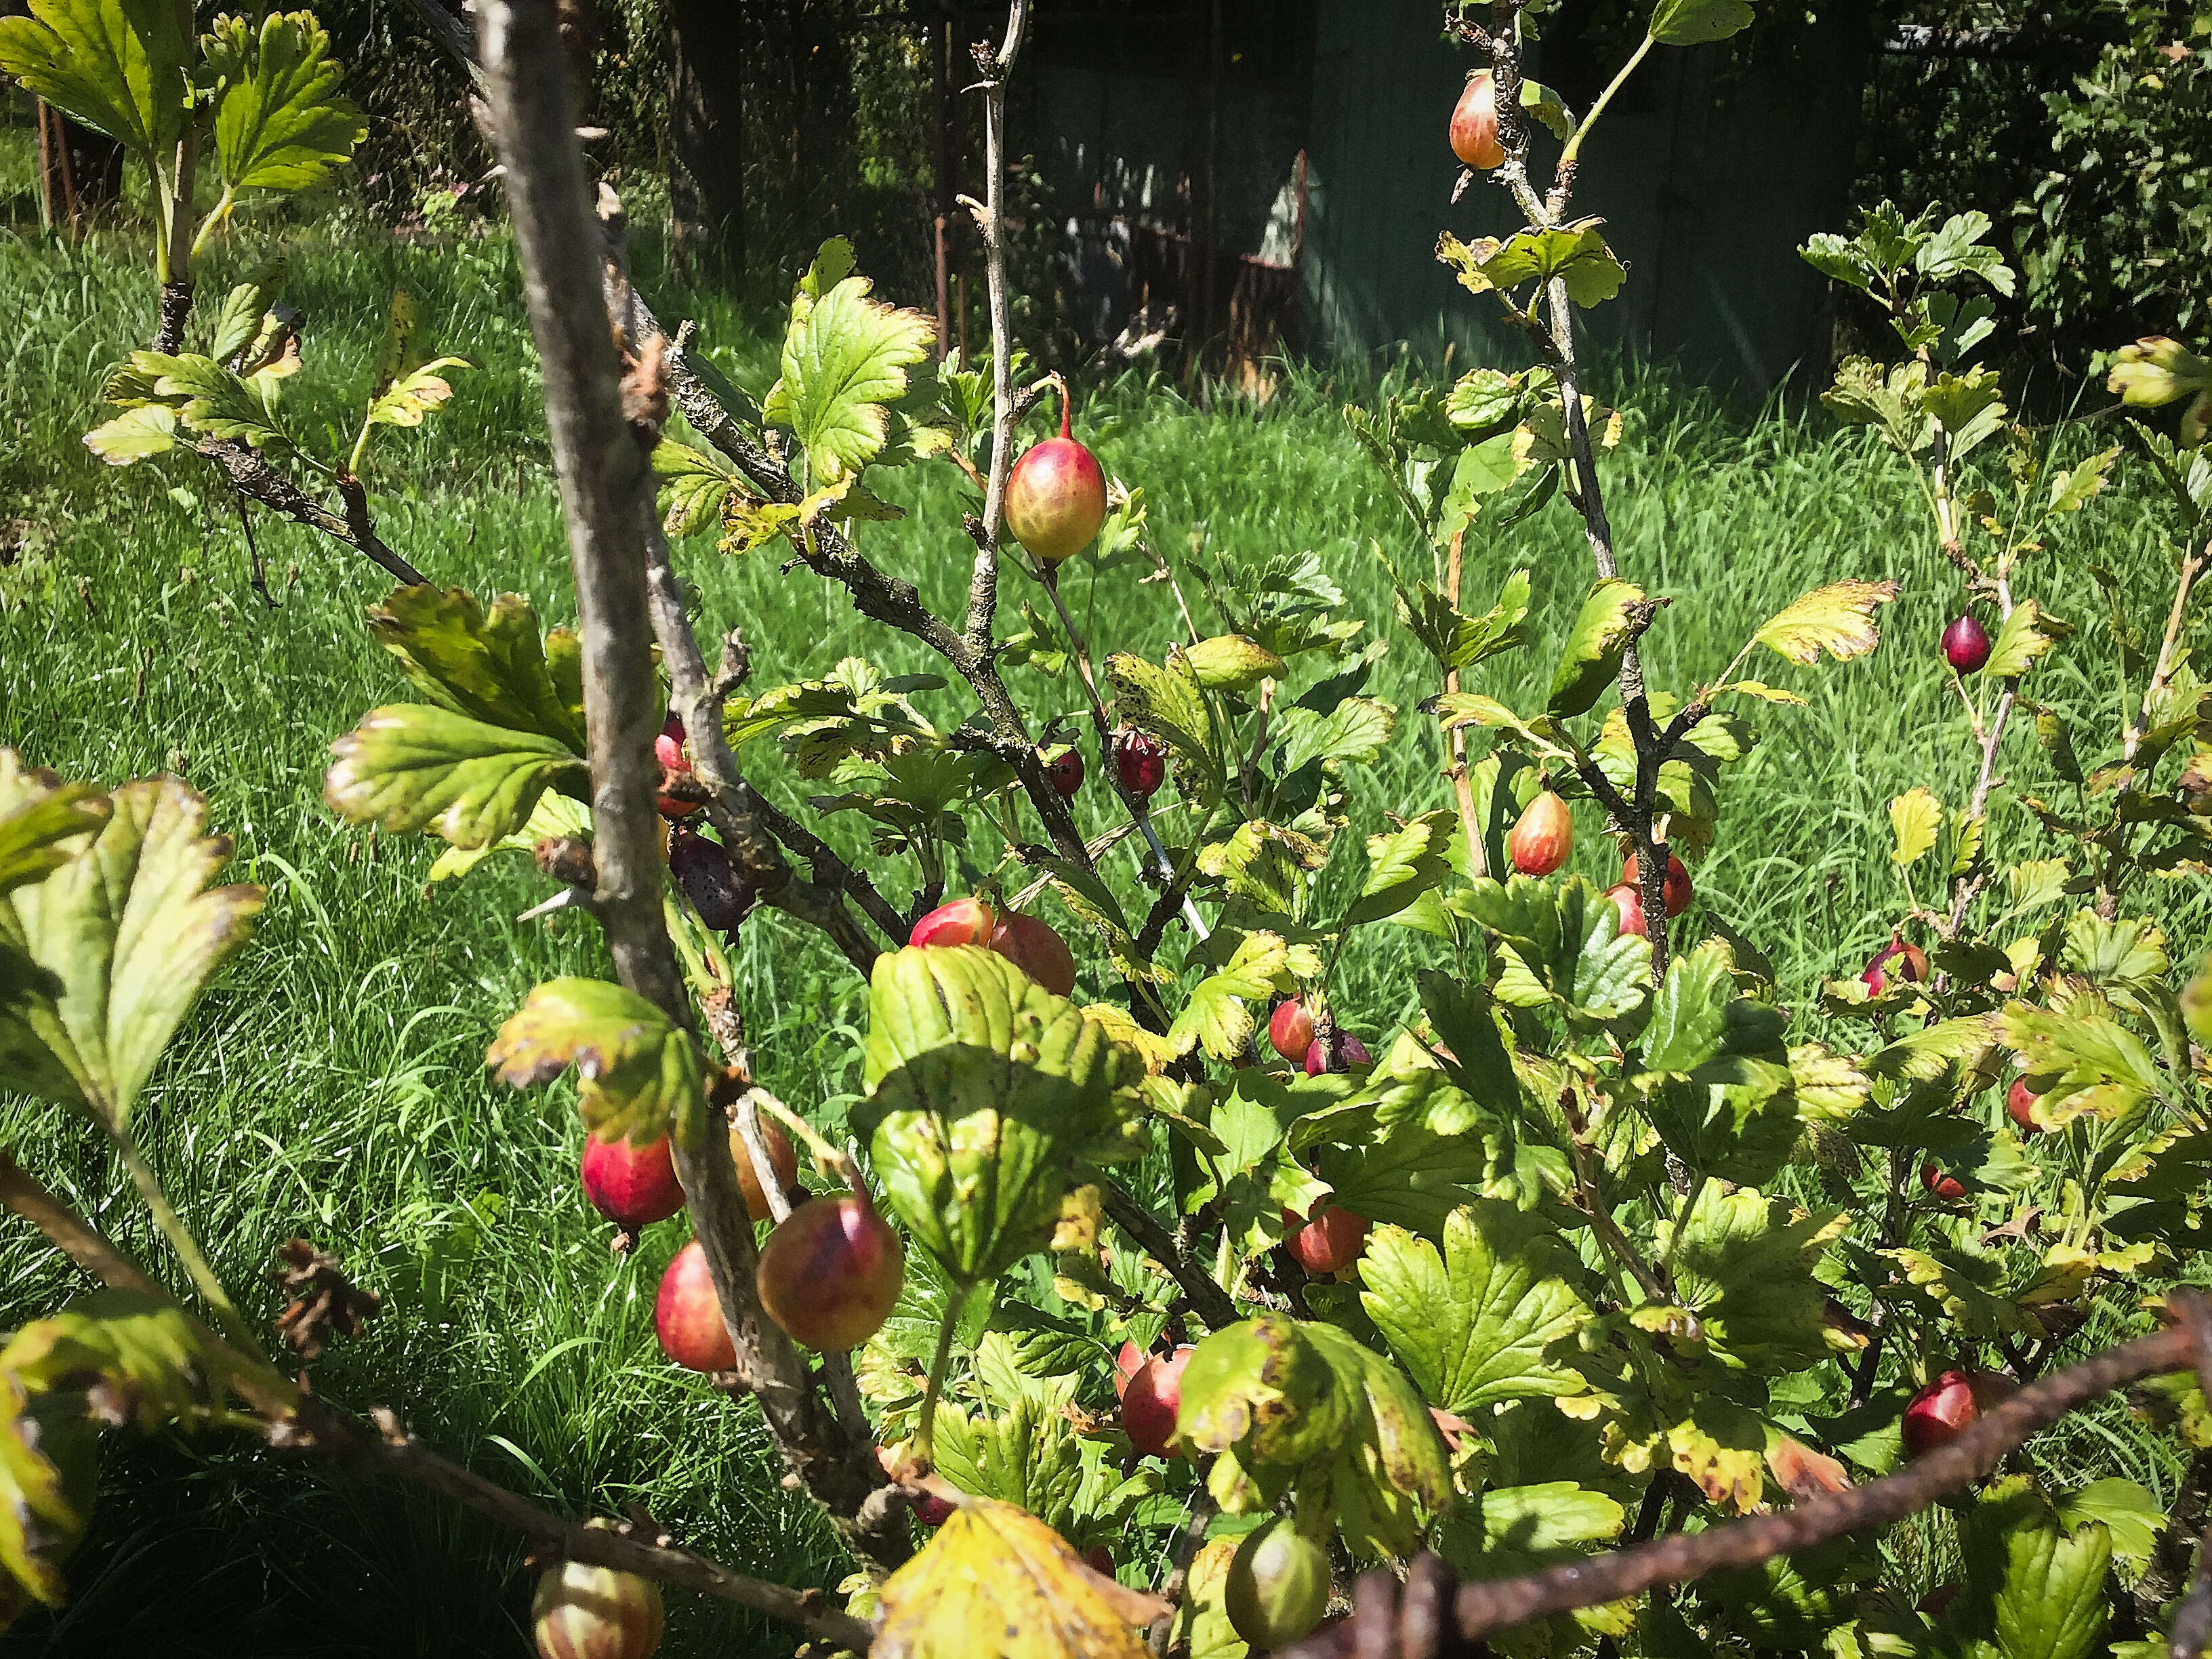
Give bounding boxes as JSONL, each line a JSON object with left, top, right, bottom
{"left": 1766, "top": 1432, "right": 1851, "bottom": 1500}
{"left": 873, "top": 1496, "right": 1164, "bottom": 1659}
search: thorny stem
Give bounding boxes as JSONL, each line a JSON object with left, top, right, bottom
{"left": 733, "top": 1096, "right": 796, "bottom": 1225}
{"left": 964, "top": 0, "right": 1031, "bottom": 653}
{"left": 1037, "top": 565, "right": 1211, "bottom": 941}
{"left": 2127, "top": 543, "right": 2206, "bottom": 762}
{"left": 1559, "top": 1092, "right": 1671, "bottom": 1307}
{"left": 1099, "top": 1179, "right": 1240, "bottom": 1328}
{"left": 477, "top": 0, "right": 904, "bottom": 1575}
{"left": 592, "top": 218, "right": 898, "bottom": 967}
{"left": 1478, "top": 9, "right": 1675, "bottom": 971}
{"left": 190, "top": 438, "right": 427, "bottom": 587}
{"left": 620, "top": 293, "right": 1094, "bottom": 873}
{"left": 1145, "top": 1490, "right": 1220, "bottom": 1654}
{"left": 1940, "top": 565, "right": 2019, "bottom": 942}
{"left": 112, "top": 1128, "right": 266, "bottom": 1360}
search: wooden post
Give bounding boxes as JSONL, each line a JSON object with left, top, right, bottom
{"left": 35, "top": 100, "right": 123, "bottom": 237}
{"left": 933, "top": 6, "right": 953, "bottom": 358}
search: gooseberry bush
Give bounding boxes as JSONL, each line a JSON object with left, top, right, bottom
{"left": 4, "top": 1, "right": 2212, "bottom": 1656}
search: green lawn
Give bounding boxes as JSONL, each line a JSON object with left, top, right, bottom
{"left": 0, "top": 183, "right": 2204, "bottom": 1654}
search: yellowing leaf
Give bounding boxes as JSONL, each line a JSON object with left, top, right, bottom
{"left": 324, "top": 704, "right": 586, "bottom": 848}
{"left": 1753, "top": 579, "right": 1900, "bottom": 665}
{"left": 1184, "top": 635, "right": 1285, "bottom": 693}
{"left": 1166, "top": 931, "right": 1298, "bottom": 1063}
{"left": 1715, "top": 679, "right": 1806, "bottom": 705}
{"left": 0, "top": 773, "right": 264, "bottom": 1129}
{"left": 82, "top": 405, "right": 177, "bottom": 465}
{"left": 487, "top": 977, "right": 707, "bottom": 1147}
{"left": 874, "top": 1496, "right": 1164, "bottom": 1659}
{"left": 1889, "top": 787, "right": 1942, "bottom": 867}
{"left": 366, "top": 357, "right": 469, "bottom": 428}
{"left": 2108, "top": 337, "right": 2210, "bottom": 409}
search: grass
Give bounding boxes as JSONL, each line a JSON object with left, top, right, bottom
{"left": 2, "top": 136, "right": 2209, "bottom": 1655}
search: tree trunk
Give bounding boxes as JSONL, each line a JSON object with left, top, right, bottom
{"left": 35, "top": 100, "right": 123, "bottom": 236}
{"left": 665, "top": 0, "right": 744, "bottom": 270}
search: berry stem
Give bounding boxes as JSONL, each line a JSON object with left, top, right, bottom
{"left": 910, "top": 1298, "right": 962, "bottom": 1473}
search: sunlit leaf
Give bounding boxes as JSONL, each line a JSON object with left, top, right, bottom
{"left": 1167, "top": 931, "right": 1299, "bottom": 1063}
{"left": 325, "top": 705, "right": 586, "bottom": 849}
{"left": 1889, "top": 787, "right": 1942, "bottom": 867}
{"left": 1439, "top": 220, "right": 1626, "bottom": 308}
{"left": 1650, "top": 0, "right": 1753, "bottom": 45}
{"left": 363, "top": 587, "right": 588, "bottom": 754}
{"left": 1984, "top": 600, "right": 2054, "bottom": 680}
{"left": 859, "top": 947, "right": 1140, "bottom": 1287}
{"left": 199, "top": 10, "right": 365, "bottom": 194}
{"left": 81, "top": 405, "right": 178, "bottom": 465}
{"left": 1360, "top": 1205, "right": 1591, "bottom": 1413}
{"left": 0, "top": 770, "right": 263, "bottom": 1129}
{"left": 761, "top": 246, "right": 935, "bottom": 483}
{"left": 487, "top": 977, "right": 706, "bottom": 1147}
{"left": 1753, "top": 580, "right": 1900, "bottom": 665}
{"left": 1549, "top": 577, "right": 1645, "bottom": 718}
{"left": 1346, "top": 811, "right": 1455, "bottom": 928}
{"left": 0, "top": 0, "right": 188, "bottom": 160}
{"left": 1184, "top": 636, "right": 1284, "bottom": 693}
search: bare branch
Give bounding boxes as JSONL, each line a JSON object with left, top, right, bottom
{"left": 609, "top": 260, "right": 1097, "bottom": 873}
{"left": 190, "top": 438, "right": 428, "bottom": 588}
{"left": 0, "top": 1149, "right": 872, "bottom": 1648}
{"left": 0, "top": 1149, "right": 164, "bottom": 1297}
{"left": 291, "top": 1399, "right": 874, "bottom": 1650}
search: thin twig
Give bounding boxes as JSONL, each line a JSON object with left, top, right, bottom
{"left": 615, "top": 285, "right": 1096, "bottom": 872}
{"left": 0, "top": 1149, "right": 162, "bottom": 1296}
{"left": 233, "top": 493, "right": 280, "bottom": 611}
{"left": 1442, "top": 531, "right": 1487, "bottom": 878}
{"left": 1145, "top": 1490, "right": 1218, "bottom": 1654}
{"left": 189, "top": 438, "right": 426, "bottom": 587}
{"left": 292, "top": 1398, "right": 876, "bottom": 1649}
{"left": 1037, "top": 565, "right": 1210, "bottom": 942}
